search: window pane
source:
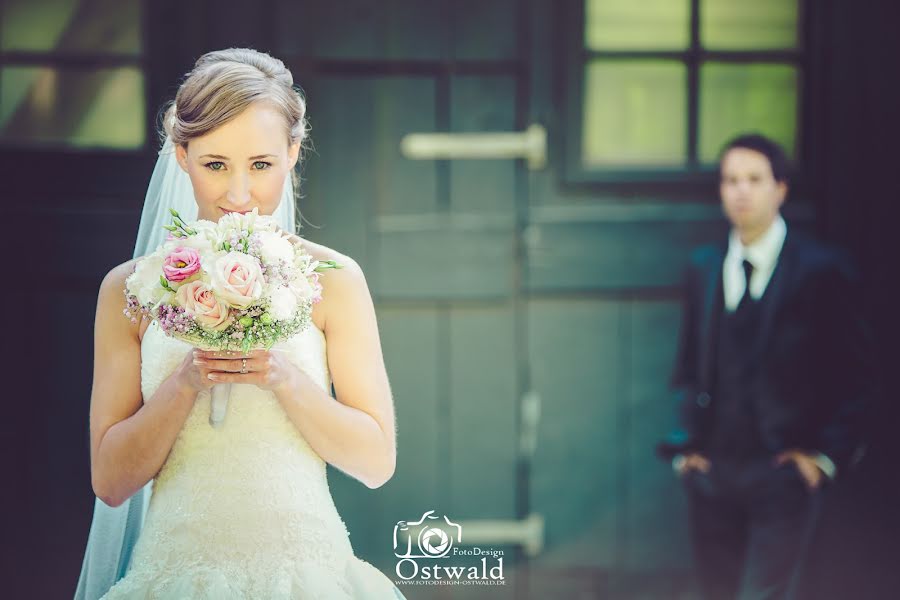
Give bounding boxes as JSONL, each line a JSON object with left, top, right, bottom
{"left": 700, "top": 0, "right": 799, "bottom": 50}
{"left": 585, "top": 0, "right": 690, "bottom": 50}
{"left": 1, "top": 0, "right": 141, "bottom": 55}
{"left": 0, "top": 66, "right": 145, "bottom": 148}
{"left": 698, "top": 62, "right": 797, "bottom": 163}
{"left": 582, "top": 60, "right": 687, "bottom": 167}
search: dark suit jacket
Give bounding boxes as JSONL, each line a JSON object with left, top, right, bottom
{"left": 658, "top": 226, "right": 875, "bottom": 472}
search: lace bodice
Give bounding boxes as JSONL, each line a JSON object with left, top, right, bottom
{"left": 98, "top": 320, "right": 404, "bottom": 599}
{"left": 139, "top": 318, "right": 335, "bottom": 500}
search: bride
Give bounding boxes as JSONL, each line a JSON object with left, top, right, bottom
{"left": 75, "top": 48, "right": 406, "bottom": 599}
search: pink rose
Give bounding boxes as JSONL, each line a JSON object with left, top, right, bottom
{"left": 210, "top": 251, "right": 265, "bottom": 308}
{"left": 176, "top": 280, "right": 232, "bottom": 331}
{"left": 163, "top": 246, "right": 202, "bottom": 282}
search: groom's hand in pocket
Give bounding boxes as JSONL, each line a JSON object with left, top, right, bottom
{"left": 774, "top": 450, "right": 825, "bottom": 491}
{"left": 673, "top": 453, "right": 711, "bottom": 478}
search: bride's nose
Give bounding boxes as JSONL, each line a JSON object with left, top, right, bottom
{"left": 225, "top": 173, "right": 252, "bottom": 206}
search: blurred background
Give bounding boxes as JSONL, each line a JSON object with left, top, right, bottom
{"left": 3, "top": 0, "right": 898, "bottom": 598}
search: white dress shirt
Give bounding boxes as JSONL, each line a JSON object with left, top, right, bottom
{"left": 722, "top": 214, "right": 787, "bottom": 311}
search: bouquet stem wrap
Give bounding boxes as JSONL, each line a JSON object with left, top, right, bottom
{"left": 209, "top": 383, "right": 232, "bottom": 428}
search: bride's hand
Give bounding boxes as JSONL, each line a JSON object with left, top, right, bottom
{"left": 173, "top": 349, "right": 239, "bottom": 393}
{"left": 191, "top": 348, "right": 299, "bottom": 392}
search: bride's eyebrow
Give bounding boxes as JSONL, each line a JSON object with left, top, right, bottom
{"left": 199, "top": 153, "right": 277, "bottom": 160}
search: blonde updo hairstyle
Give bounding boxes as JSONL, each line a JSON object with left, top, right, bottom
{"left": 160, "top": 48, "right": 311, "bottom": 226}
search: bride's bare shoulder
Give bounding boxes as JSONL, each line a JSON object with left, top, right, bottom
{"left": 98, "top": 258, "right": 148, "bottom": 341}
{"left": 296, "top": 238, "right": 363, "bottom": 279}
{"left": 292, "top": 238, "right": 369, "bottom": 329}
{"left": 101, "top": 257, "right": 141, "bottom": 292}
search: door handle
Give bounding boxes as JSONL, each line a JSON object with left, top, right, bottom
{"left": 400, "top": 124, "right": 547, "bottom": 170}
{"left": 454, "top": 513, "right": 545, "bottom": 557}
{"left": 519, "top": 389, "right": 541, "bottom": 459}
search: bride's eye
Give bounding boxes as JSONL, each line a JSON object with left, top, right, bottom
{"left": 204, "top": 161, "right": 225, "bottom": 171}
{"left": 253, "top": 161, "right": 272, "bottom": 170}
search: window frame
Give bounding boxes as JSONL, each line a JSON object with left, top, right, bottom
{"left": 562, "top": 0, "right": 818, "bottom": 190}
{"left": 0, "top": 0, "right": 152, "bottom": 154}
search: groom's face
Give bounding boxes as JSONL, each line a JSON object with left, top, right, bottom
{"left": 175, "top": 102, "right": 300, "bottom": 222}
{"left": 719, "top": 147, "right": 787, "bottom": 234}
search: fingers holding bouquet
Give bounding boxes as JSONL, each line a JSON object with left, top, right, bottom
{"left": 175, "top": 349, "right": 262, "bottom": 393}
{"left": 193, "top": 348, "right": 298, "bottom": 392}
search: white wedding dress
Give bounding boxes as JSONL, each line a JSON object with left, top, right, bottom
{"left": 99, "top": 319, "right": 405, "bottom": 599}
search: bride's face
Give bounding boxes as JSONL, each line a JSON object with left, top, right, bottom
{"left": 175, "top": 102, "right": 300, "bottom": 222}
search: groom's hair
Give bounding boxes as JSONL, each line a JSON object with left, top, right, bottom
{"left": 719, "top": 133, "right": 790, "bottom": 184}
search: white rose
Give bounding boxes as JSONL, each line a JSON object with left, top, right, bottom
{"left": 216, "top": 209, "right": 249, "bottom": 234}
{"left": 190, "top": 220, "right": 221, "bottom": 247}
{"left": 288, "top": 272, "right": 315, "bottom": 301}
{"left": 209, "top": 251, "right": 265, "bottom": 308}
{"left": 126, "top": 254, "right": 167, "bottom": 306}
{"left": 257, "top": 231, "right": 295, "bottom": 264}
{"left": 292, "top": 253, "right": 315, "bottom": 279}
{"left": 216, "top": 207, "right": 279, "bottom": 236}
{"left": 268, "top": 286, "right": 299, "bottom": 320}
{"left": 253, "top": 213, "right": 280, "bottom": 232}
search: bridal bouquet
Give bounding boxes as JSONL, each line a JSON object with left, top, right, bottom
{"left": 122, "top": 207, "right": 340, "bottom": 427}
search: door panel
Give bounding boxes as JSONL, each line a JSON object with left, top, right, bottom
{"left": 527, "top": 298, "right": 621, "bottom": 568}
{"left": 448, "top": 306, "right": 518, "bottom": 519}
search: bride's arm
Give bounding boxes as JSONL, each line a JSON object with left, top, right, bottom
{"left": 273, "top": 257, "right": 397, "bottom": 489}
{"left": 89, "top": 261, "right": 198, "bottom": 508}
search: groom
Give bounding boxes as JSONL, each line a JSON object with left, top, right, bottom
{"left": 658, "top": 134, "right": 873, "bottom": 599}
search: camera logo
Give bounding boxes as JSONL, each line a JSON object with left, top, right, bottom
{"left": 393, "top": 510, "right": 462, "bottom": 559}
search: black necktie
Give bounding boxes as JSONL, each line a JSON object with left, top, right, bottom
{"left": 736, "top": 259, "right": 755, "bottom": 311}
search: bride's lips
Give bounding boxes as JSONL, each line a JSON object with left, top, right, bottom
{"left": 220, "top": 208, "right": 253, "bottom": 215}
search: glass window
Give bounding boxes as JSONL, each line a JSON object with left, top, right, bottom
{"left": 0, "top": 66, "right": 145, "bottom": 148}
{"left": 579, "top": 0, "right": 801, "bottom": 174}
{"left": 698, "top": 63, "right": 797, "bottom": 163}
{"left": 700, "top": 0, "right": 799, "bottom": 50}
{"left": 0, "top": 0, "right": 145, "bottom": 149}
{"left": 583, "top": 61, "right": 687, "bottom": 167}
{"left": 585, "top": 0, "right": 690, "bottom": 51}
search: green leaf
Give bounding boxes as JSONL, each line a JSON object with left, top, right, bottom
{"left": 315, "top": 260, "right": 342, "bottom": 271}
